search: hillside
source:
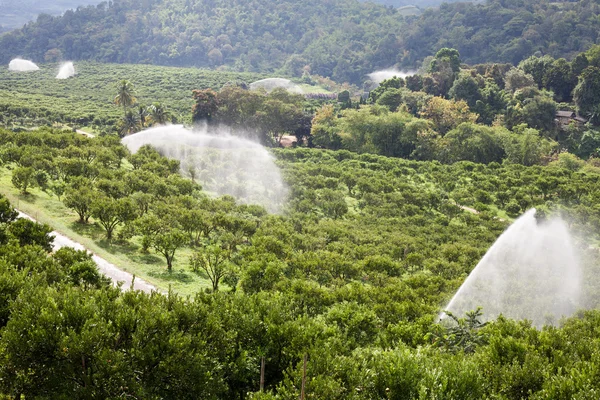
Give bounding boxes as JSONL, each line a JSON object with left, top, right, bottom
{"left": 363, "top": 0, "right": 476, "bottom": 8}
{"left": 0, "top": 62, "right": 267, "bottom": 132}
{"left": 398, "top": 0, "right": 600, "bottom": 67}
{"left": 0, "top": 0, "right": 404, "bottom": 84}
{"left": 0, "top": 126, "right": 599, "bottom": 397}
{"left": 1, "top": 0, "right": 599, "bottom": 84}
{"left": 3, "top": 0, "right": 600, "bottom": 397}
{"left": 0, "top": 0, "right": 101, "bottom": 31}
{"left": 0, "top": 0, "right": 473, "bottom": 33}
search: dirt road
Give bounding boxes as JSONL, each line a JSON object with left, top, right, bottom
{"left": 17, "top": 211, "right": 156, "bottom": 293}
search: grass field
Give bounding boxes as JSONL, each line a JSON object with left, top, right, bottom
{"left": 0, "top": 166, "right": 214, "bottom": 296}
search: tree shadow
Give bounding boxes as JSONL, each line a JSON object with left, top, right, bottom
{"left": 128, "top": 252, "right": 163, "bottom": 265}
{"left": 16, "top": 192, "right": 37, "bottom": 203}
{"left": 96, "top": 238, "right": 139, "bottom": 254}
{"left": 192, "top": 269, "right": 210, "bottom": 280}
{"left": 69, "top": 220, "right": 104, "bottom": 239}
{"left": 148, "top": 269, "right": 194, "bottom": 283}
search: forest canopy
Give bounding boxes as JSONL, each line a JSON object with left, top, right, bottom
{"left": 1, "top": 0, "right": 599, "bottom": 84}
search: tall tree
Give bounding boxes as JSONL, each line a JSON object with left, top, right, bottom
{"left": 147, "top": 102, "right": 172, "bottom": 125}
{"left": 449, "top": 73, "right": 482, "bottom": 108}
{"left": 151, "top": 229, "right": 187, "bottom": 272}
{"left": 574, "top": 66, "right": 600, "bottom": 123}
{"left": 119, "top": 110, "right": 142, "bottom": 136}
{"left": 190, "top": 244, "right": 233, "bottom": 292}
{"left": 192, "top": 89, "right": 220, "bottom": 123}
{"left": 543, "top": 58, "right": 576, "bottom": 102}
{"left": 114, "top": 80, "right": 137, "bottom": 116}
{"left": 90, "top": 196, "right": 136, "bottom": 240}
{"left": 11, "top": 167, "right": 35, "bottom": 194}
{"left": 63, "top": 186, "right": 95, "bottom": 223}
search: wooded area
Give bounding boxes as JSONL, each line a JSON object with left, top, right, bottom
{"left": 1, "top": 0, "right": 600, "bottom": 397}
{"left": 1, "top": 0, "right": 599, "bottom": 83}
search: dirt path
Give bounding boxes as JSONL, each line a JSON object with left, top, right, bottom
{"left": 458, "top": 204, "right": 507, "bottom": 222}
{"left": 458, "top": 204, "right": 479, "bottom": 214}
{"left": 75, "top": 129, "right": 94, "bottom": 138}
{"left": 17, "top": 210, "right": 156, "bottom": 293}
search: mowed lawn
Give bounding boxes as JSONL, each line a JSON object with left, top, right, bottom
{"left": 0, "top": 167, "right": 214, "bottom": 296}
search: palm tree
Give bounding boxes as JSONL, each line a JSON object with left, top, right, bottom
{"left": 114, "top": 80, "right": 136, "bottom": 115}
{"left": 147, "top": 102, "right": 172, "bottom": 126}
{"left": 137, "top": 104, "right": 149, "bottom": 128}
{"left": 119, "top": 110, "right": 141, "bottom": 137}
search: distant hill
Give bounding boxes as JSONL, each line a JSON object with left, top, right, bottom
{"left": 0, "top": 0, "right": 598, "bottom": 84}
{"left": 0, "top": 0, "right": 407, "bottom": 84}
{"left": 362, "top": 0, "right": 476, "bottom": 8}
{"left": 397, "top": 0, "right": 600, "bottom": 67}
{"left": 0, "top": 0, "right": 102, "bottom": 31}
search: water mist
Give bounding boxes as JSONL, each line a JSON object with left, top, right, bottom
{"left": 440, "top": 209, "right": 582, "bottom": 327}
{"left": 367, "top": 69, "right": 416, "bottom": 84}
{"left": 122, "top": 125, "right": 288, "bottom": 213}
{"left": 249, "top": 78, "right": 304, "bottom": 94}
{"left": 56, "top": 62, "right": 75, "bottom": 79}
{"left": 8, "top": 58, "right": 39, "bottom": 71}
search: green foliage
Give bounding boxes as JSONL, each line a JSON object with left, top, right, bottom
{"left": 11, "top": 166, "right": 34, "bottom": 194}
{"left": 0, "top": 62, "right": 265, "bottom": 132}
{"left": 0, "top": 195, "right": 18, "bottom": 223}
{"left": 3, "top": 0, "right": 599, "bottom": 84}
{"left": 151, "top": 229, "right": 188, "bottom": 272}
{"left": 0, "top": 0, "right": 407, "bottom": 83}
{"left": 206, "top": 86, "right": 308, "bottom": 144}
{"left": 114, "top": 80, "right": 137, "bottom": 113}
{"left": 440, "top": 123, "right": 506, "bottom": 164}
{"left": 431, "top": 308, "right": 488, "bottom": 354}
{"left": 63, "top": 184, "right": 95, "bottom": 223}
{"left": 192, "top": 88, "right": 220, "bottom": 123}
{"left": 0, "top": 122, "right": 599, "bottom": 398}
{"left": 398, "top": 0, "right": 600, "bottom": 69}
{"left": 574, "top": 67, "right": 600, "bottom": 121}
{"left": 431, "top": 48, "right": 461, "bottom": 74}
{"left": 449, "top": 73, "right": 482, "bottom": 108}
{"left": 90, "top": 196, "right": 137, "bottom": 240}
{"left": 376, "top": 88, "right": 403, "bottom": 111}
{"left": 190, "top": 244, "right": 234, "bottom": 291}
{"left": 6, "top": 218, "right": 54, "bottom": 252}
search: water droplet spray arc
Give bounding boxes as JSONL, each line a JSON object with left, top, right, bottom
{"left": 440, "top": 209, "right": 582, "bottom": 327}
{"left": 56, "top": 62, "right": 75, "bottom": 79}
{"left": 122, "top": 125, "right": 288, "bottom": 213}
{"left": 8, "top": 58, "right": 39, "bottom": 71}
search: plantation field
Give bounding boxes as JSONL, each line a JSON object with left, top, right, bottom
{"left": 0, "top": 166, "right": 213, "bottom": 296}
{"left": 0, "top": 62, "right": 270, "bottom": 132}
{"left": 2, "top": 127, "right": 600, "bottom": 397}
{"left": 0, "top": 62, "right": 335, "bottom": 133}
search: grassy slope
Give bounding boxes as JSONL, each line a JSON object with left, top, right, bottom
{"left": 0, "top": 166, "right": 213, "bottom": 296}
